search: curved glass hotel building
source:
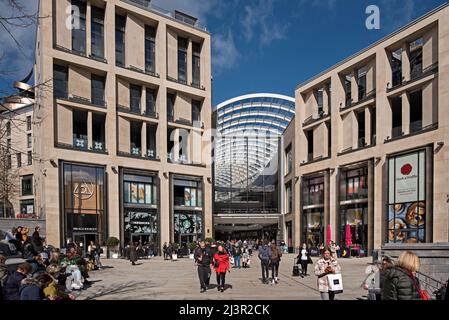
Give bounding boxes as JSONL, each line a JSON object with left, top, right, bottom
{"left": 213, "top": 94, "right": 295, "bottom": 240}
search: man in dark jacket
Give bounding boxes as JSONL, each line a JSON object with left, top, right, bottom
{"left": 3, "top": 263, "right": 32, "bottom": 300}
{"left": 194, "top": 241, "right": 212, "bottom": 293}
{"left": 19, "top": 277, "right": 43, "bottom": 300}
{"left": 381, "top": 266, "right": 421, "bottom": 300}
{"left": 258, "top": 240, "right": 272, "bottom": 284}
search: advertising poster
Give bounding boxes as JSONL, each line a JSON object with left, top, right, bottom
{"left": 131, "top": 183, "right": 138, "bottom": 203}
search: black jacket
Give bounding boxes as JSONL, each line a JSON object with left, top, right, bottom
{"left": 194, "top": 247, "right": 212, "bottom": 266}
{"left": 381, "top": 267, "right": 421, "bottom": 300}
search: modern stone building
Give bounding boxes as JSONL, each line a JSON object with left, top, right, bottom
{"left": 25, "top": 0, "right": 213, "bottom": 254}
{"left": 280, "top": 4, "right": 449, "bottom": 276}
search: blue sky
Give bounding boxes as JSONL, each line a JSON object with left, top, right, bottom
{"left": 0, "top": 0, "right": 447, "bottom": 104}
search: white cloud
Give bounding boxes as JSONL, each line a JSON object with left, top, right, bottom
{"left": 0, "top": 0, "right": 38, "bottom": 81}
{"left": 212, "top": 30, "right": 239, "bottom": 74}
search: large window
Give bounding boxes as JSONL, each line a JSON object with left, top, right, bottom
{"left": 92, "top": 113, "right": 106, "bottom": 151}
{"left": 303, "top": 210, "right": 323, "bottom": 249}
{"left": 340, "top": 205, "right": 368, "bottom": 250}
{"left": 409, "top": 90, "right": 423, "bottom": 133}
{"left": 357, "top": 67, "right": 367, "bottom": 100}
{"left": 91, "top": 74, "right": 105, "bottom": 106}
{"left": 357, "top": 110, "right": 365, "bottom": 147}
{"left": 19, "top": 200, "right": 35, "bottom": 218}
{"left": 174, "top": 211, "right": 203, "bottom": 243}
{"left": 146, "top": 88, "right": 156, "bottom": 116}
{"left": 302, "top": 176, "right": 324, "bottom": 206}
{"left": 130, "top": 84, "right": 141, "bottom": 112}
{"left": 391, "top": 96, "right": 402, "bottom": 138}
{"left": 115, "top": 15, "right": 126, "bottom": 66}
{"left": 53, "top": 65, "right": 68, "bottom": 98}
{"left": 73, "top": 109, "right": 88, "bottom": 149}
{"left": 339, "top": 167, "right": 368, "bottom": 201}
{"left": 26, "top": 116, "right": 31, "bottom": 131}
{"left": 16, "top": 153, "right": 21, "bottom": 168}
{"left": 391, "top": 48, "right": 403, "bottom": 87}
{"left": 388, "top": 150, "right": 426, "bottom": 243}
{"left": 316, "top": 88, "right": 323, "bottom": 114}
{"left": 71, "top": 0, "right": 86, "bottom": 54}
{"left": 174, "top": 179, "right": 202, "bottom": 207}
{"left": 178, "top": 37, "right": 188, "bottom": 84}
{"left": 192, "top": 42, "right": 201, "bottom": 87}
{"left": 344, "top": 74, "right": 352, "bottom": 107}
{"left": 91, "top": 6, "right": 104, "bottom": 59}
{"left": 167, "top": 93, "right": 175, "bottom": 121}
{"left": 27, "top": 134, "right": 32, "bottom": 149}
{"left": 123, "top": 174, "right": 157, "bottom": 205}
{"left": 285, "top": 145, "right": 292, "bottom": 175}
{"left": 306, "top": 130, "right": 314, "bottom": 161}
{"left": 22, "top": 175, "right": 33, "bottom": 196}
{"left": 192, "top": 100, "right": 201, "bottom": 123}
{"left": 145, "top": 26, "right": 156, "bottom": 74}
{"left": 285, "top": 182, "right": 292, "bottom": 213}
{"left": 409, "top": 38, "right": 423, "bottom": 80}
{"left": 63, "top": 163, "right": 105, "bottom": 240}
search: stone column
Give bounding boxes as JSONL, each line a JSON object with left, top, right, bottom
{"left": 402, "top": 92, "right": 410, "bottom": 136}
{"left": 141, "top": 122, "right": 147, "bottom": 157}
{"left": 87, "top": 111, "right": 92, "bottom": 149}
{"left": 324, "top": 170, "right": 330, "bottom": 244}
{"left": 426, "top": 145, "right": 433, "bottom": 243}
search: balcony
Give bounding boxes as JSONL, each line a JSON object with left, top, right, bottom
{"left": 387, "top": 62, "right": 438, "bottom": 92}
{"left": 54, "top": 45, "right": 108, "bottom": 64}
{"left": 167, "top": 75, "right": 206, "bottom": 91}
{"left": 340, "top": 89, "right": 376, "bottom": 112}
{"left": 119, "top": 64, "right": 160, "bottom": 78}
{"left": 302, "top": 110, "right": 330, "bottom": 127}
{"left": 384, "top": 123, "right": 438, "bottom": 143}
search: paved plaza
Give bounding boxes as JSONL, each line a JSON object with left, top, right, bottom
{"left": 74, "top": 254, "right": 373, "bottom": 300}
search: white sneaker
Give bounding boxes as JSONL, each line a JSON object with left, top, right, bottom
{"left": 271, "top": 279, "right": 275, "bottom": 285}
{"left": 275, "top": 277, "right": 278, "bottom": 282}
{"left": 71, "top": 283, "right": 81, "bottom": 290}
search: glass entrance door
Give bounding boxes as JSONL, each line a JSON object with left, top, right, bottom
{"left": 73, "top": 233, "right": 97, "bottom": 258}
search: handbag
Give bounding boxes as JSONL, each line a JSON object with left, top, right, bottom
{"left": 307, "top": 256, "right": 313, "bottom": 264}
{"left": 214, "top": 260, "right": 220, "bottom": 268}
{"left": 406, "top": 270, "right": 430, "bottom": 300}
{"left": 327, "top": 273, "right": 344, "bottom": 294}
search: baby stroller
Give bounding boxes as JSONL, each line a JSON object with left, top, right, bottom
{"left": 292, "top": 257, "right": 301, "bottom": 277}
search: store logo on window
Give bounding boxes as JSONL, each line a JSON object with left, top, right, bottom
{"left": 401, "top": 164, "right": 413, "bottom": 176}
{"left": 73, "top": 181, "right": 94, "bottom": 200}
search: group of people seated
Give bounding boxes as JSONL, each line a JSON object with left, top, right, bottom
{"left": 2, "top": 225, "right": 44, "bottom": 258}
{"left": 0, "top": 239, "right": 100, "bottom": 300}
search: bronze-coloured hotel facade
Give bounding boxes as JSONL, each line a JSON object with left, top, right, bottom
{"left": 280, "top": 4, "right": 449, "bottom": 267}
{"left": 26, "top": 0, "right": 213, "bottom": 252}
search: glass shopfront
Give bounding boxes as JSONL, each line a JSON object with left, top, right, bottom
{"left": 62, "top": 163, "right": 106, "bottom": 253}
{"left": 173, "top": 178, "right": 204, "bottom": 245}
{"left": 302, "top": 176, "right": 325, "bottom": 248}
{"left": 339, "top": 166, "right": 369, "bottom": 251}
{"left": 387, "top": 150, "right": 426, "bottom": 243}
{"left": 121, "top": 171, "right": 159, "bottom": 251}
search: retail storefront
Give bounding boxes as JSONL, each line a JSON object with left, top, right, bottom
{"left": 338, "top": 165, "right": 369, "bottom": 253}
{"left": 61, "top": 162, "right": 106, "bottom": 255}
{"left": 301, "top": 175, "right": 325, "bottom": 248}
{"left": 172, "top": 176, "right": 204, "bottom": 245}
{"left": 387, "top": 149, "right": 429, "bottom": 244}
{"left": 120, "top": 169, "right": 160, "bottom": 251}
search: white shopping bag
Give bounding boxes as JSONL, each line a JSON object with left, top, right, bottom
{"left": 230, "top": 256, "right": 234, "bottom": 265}
{"left": 327, "top": 273, "right": 343, "bottom": 294}
{"left": 247, "top": 259, "right": 251, "bottom": 266}
{"left": 172, "top": 253, "right": 178, "bottom": 261}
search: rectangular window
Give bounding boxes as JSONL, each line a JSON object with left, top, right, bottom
{"left": 178, "top": 37, "right": 188, "bottom": 84}
{"left": 71, "top": 0, "right": 86, "bottom": 54}
{"left": 7, "top": 155, "right": 11, "bottom": 169}
{"left": 22, "top": 175, "right": 33, "bottom": 196}
{"left": 174, "top": 179, "right": 202, "bottom": 207}
{"left": 391, "top": 48, "right": 403, "bottom": 87}
{"left": 339, "top": 167, "right": 368, "bottom": 201}
{"left": 92, "top": 113, "right": 106, "bottom": 151}
{"left": 391, "top": 97, "right": 402, "bottom": 138}
{"left": 27, "top": 151, "right": 32, "bottom": 165}
{"left": 317, "top": 88, "right": 323, "bottom": 114}
{"left": 285, "top": 145, "right": 292, "bottom": 175}
{"left": 130, "top": 121, "right": 142, "bottom": 155}
{"left": 130, "top": 84, "right": 141, "bottom": 113}
{"left": 146, "top": 125, "right": 157, "bottom": 159}
{"left": 192, "top": 100, "right": 202, "bottom": 123}
{"left": 302, "top": 176, "right": 324, "bottom": 206}
{"left": 123, "top": 174, "right": 157, "bottom": 205}
{"left": 17, "top": 153, "right": 21, "bottom": 168}
{"left": 91, "top": 6, "right": 105, "bottom": 59}
{"left": 192, "top": 42, "right": 201, "bottom": 87}
{"left": 409, "top": 38, "right": 423, "bottom": 80}
{"left": 307, "top": 130, "right": 314, "bottom": 161}
{"left": 91, "top": 74, "right": 105, "bottom": 106}
{"left": 19, "top": 200, "right": 35, "bottom": 218}
{"left": 409, "top": 90, "right": 423, "bottom": 133}
{"left": 357, "top": 67, "right": 367, "bottom": 100}
{"left": 167, "top": 93, "right": 175, "bottom": 121}
{"left": 286, "top": 183, "right": 292, "bottom": 213}
{"left": 53, "top": 65, "right": 68, "bottom": 98}
{"left": 357, "top": 110, "right": 365, "bottom": 148}
{"left": 370, "top": 108, "right": 376, "bottom": 145}
{"left": 7, "top": 138, "right": 11, "bottom": 151}
{"left": 6, "top": 121, "right": 11, "bottom": 136}
{"left": 146, "top": 88, "right": 156, "bottom": 116}
{"left": 145, "top": 25, "right": 156, "bottom": 74}
{"left": 26, "top": 116, "right": 31, "bottom": 131}
{"left": 344, "top": 74, "right": 352, "bottom": 107}
{"left": 73, "top": 109, "right": 88, "bottom": 149}
{"left": 115, "top": 15, "right": 126, "bottom": 66}
{"left": 27, "top": 134, "right": 32, "bottom": 149}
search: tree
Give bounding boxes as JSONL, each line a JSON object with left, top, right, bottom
{"left": 0, "top": 136, "right": 19, "bottom": 218}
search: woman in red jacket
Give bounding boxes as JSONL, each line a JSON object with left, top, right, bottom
{"left": 213, "top": 245, "right": 230, "bottom": 292}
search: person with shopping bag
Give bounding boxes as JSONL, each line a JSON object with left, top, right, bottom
{"left": 314, "top": 248, "right": 342, "bottom": 300}
{"left": 194, "top": 241, "right": 213, "bottom": 293}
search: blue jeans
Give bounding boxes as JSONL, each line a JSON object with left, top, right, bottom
{"left": 234, "top": 255, "right": 241, "bottom": 268}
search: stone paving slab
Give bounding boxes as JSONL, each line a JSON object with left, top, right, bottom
{"left": 74, "top": 254, "right": 373, "bottom": 300}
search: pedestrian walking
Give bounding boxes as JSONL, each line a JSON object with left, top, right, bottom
{"left": 258, "top": 240, "right": 271, "bottom": 284}
{"left": 382, "top": 251, "right": 428, "bottom": 300}
{"left": 194, "top": 241, "right": 213, "bottom": 293}
{"left": 213, "top": 245, "right": 230, "bottom": 292}
{"left": 270, "top": 242, "right": 282, "bottom": 284}
{"left": 297, "top": 243, "right": 312, "bottom": 277}
{"left": 129, "top": 241, "right": 138, "bottom": 266}
{"left": 314, "top": 248, "right": 342, "bottom": 300}
{"left": 233, "top": 244, "right": 242, "bottom": 269}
